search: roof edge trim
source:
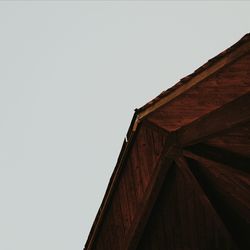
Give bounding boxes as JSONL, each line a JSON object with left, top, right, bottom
{"left": 136, "top": 33, "right": 250, "bottom": 123}
{"left": 84, "top": 111, "right": 139, "bottom": 250}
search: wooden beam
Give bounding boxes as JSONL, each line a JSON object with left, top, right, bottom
{"left": 137, "top": 40, "right": 250, "bottom": 121}
{"left": 177, "top": 92, "right": 250, "bottom": 146}
{"left": 174, "top": 156, "right": 238, "bottom": 244}
{"left": 84, "top": 130, "right": 138, "bottom": 250}
{"left": 185, "top": 143, "right": 250, "bottom": 173}
{"left": 143, "top": 119, "right": 170, "bottom": 136}
{"left": 124, "top": 132, "right": 182, "bottom": 250}
{"left": 181, "top": 153, "right": 250, "bottom": 249}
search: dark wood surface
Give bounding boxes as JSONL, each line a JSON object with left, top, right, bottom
{"left": 91, "top": 123, "right": 167, "bottom": 250}
{"left": 84, "top": 34, "right": 250, "bottom": 250}
{"left": 146, "top": 53, "right": 250, "bottom": 132}
{"left": 137, "top": 159, "right": 238, "bottom": 250}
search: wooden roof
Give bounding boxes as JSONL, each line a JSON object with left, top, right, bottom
{"left": 84, "top": 33, "right": 250, "bottom": 250}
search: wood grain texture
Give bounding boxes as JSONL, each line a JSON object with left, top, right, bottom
{"left": 146, "top": 53, "right": 250, "bottom": 132}
{"left": 183, "top": 153, "right": 250, "bottom": 249}
{"left": 138, "top": 37, "right": 250, "bottom": 120}
{"left": 204, "top": 121, "right": 250, "bottom": 157}
{"left": 89, "top": 122, "right": 168, "bottom": 250}
{"left": 137, "top": 161, "right": 238, "bottom": 250}
{"left": 178, "top": 92, "right": 250, "bottom": 146}
{"left": 185, "top": 142, "right": 250, "bottom": 173}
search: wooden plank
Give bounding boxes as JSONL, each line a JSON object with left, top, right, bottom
{"left": 84, "top": 110, "right": 140, "bottom": 250}
{"left": 143, "top": 52, "right": 250, "bottom": 132}
{"left": 124, "top": 132, "right": 183, "bottom": 250}
{"left": 204, "top": 121, "right": 250, "bottom": 157}
{"left": 86, "top": 122, "right": 168, "bottom": 250}
{"left": 185, "top": 143, "right": 250, "bottom": 173}
{"left": 175, "top": 157, "right": 238, "bottom": 249}
{"left": 126, "top": 156, "right": 174, "bottom": 250}
{"left": 183, "top": 151, "right": 250, "bottom": 214}
{"left": 143, "top": 118, "right": 170, "bottom": 136}
{"left": 183, "top": 152, "right": 250, "bottom": 249}
{"left": 137, "top": 160, "right": 238, "bottom": 250}
{"left": 138, "top": 126, "right": 154, "bottom": 188}
{"left": 131, "top": 144, "right": 144, "bottom": 201}
{"left": 135, "top": 39, "right": 250, "bottom": 124}
{"left": 125, "top": 158, "right": 138, "bottom": 223}
{"left": 119, "top": 168, "right": 133, "bottom": 229}
{"left": 84, "top": 137, "right": 131, "bottom": 250}
{"left": 178, "top": 92, "right": 250, "bottom": 146}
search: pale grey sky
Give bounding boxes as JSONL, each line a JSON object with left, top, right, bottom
{"left": 0, "top": 1, "right": 249, "bottom": 250}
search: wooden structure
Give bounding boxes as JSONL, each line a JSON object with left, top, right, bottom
{"left": 84, "top": 34, "right": 250, "bottom": 250}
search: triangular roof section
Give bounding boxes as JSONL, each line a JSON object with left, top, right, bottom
{"left": 84, "top": 33, "right": 250, "bottom": 250}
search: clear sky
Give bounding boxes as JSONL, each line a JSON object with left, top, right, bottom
{"left": 0, "top": 1, "right": 249, "bottom": 250}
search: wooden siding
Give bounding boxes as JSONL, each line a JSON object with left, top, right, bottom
{"left": 91, "top": 122, "right": 167, "bottom": 249}
{"left": 183, "top": 154, "right": 250, "bottom": 249}
{"left": 146, "top": 53, "right": 250, "bottom": 132}
{"left": 137, "top": 160, "right": 238, "bottom": 250}
{"left": 204, "top": 121, "right": 250, "bottom": 157}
